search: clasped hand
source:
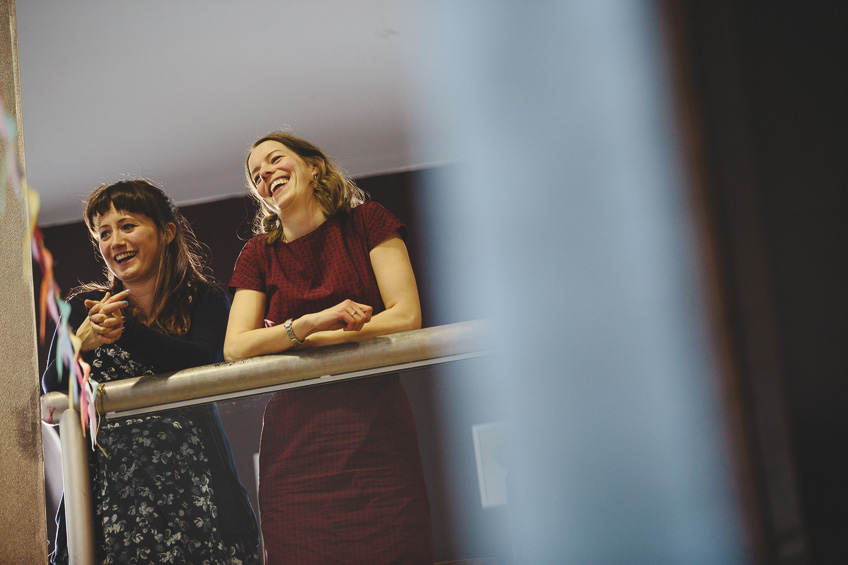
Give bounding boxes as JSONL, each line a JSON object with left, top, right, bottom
{"left": 78, "top": 290, "right": 128, "bottom": 351}
{"left": 309, "top": 299, "right": 373, "bottom": 335}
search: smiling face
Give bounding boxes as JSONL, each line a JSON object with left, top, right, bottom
{"left": 93, "top": 205, "right": 173, "bottom": 287}
{"left": 248, "top": 140, "right": 320, "bottom": 215}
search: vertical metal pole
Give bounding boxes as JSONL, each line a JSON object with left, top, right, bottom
{"left": 59, "top": 408, "right": 95, "bottom": 564}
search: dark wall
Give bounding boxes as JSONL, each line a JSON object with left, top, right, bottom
{"left": 670, "top": 1, "right": 848, "bottom": 562}
{"left": 36, "top": 167, "right": 509, "bottom": 563}
{"left": 738, "top": 7, "right": 848, "bottom": 563}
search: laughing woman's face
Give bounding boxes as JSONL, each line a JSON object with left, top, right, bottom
{"left": 248, "top": 140, "right": 319, "bottom": 215}
{"left": 93, "top": 204, "right": 172, "bottom": 287}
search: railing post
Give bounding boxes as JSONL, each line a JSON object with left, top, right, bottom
{"left": 59, "top": 408, "right": 95, "bottom": 564}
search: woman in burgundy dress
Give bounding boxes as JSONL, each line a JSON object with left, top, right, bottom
{"left": 225, "top": 131, "right": 433, "bottom": 563}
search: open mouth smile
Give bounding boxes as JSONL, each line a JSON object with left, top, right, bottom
{"left": 270, "top": 176, "right": 290, "bottom": 197}
{"left": 114, "top": 251, "right": 137, "bottom": 264}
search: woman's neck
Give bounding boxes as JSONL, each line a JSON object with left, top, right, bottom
{"left": 124, "top": 279, "right": 156, "bottom": 320}
{"left": 280, "top": 199, "right": 327, "bottom": 242}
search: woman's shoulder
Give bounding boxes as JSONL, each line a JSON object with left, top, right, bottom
{"left": 347, "top": 200, "right": 406, "bottom": 243}
{"left": 238, "top": 233, "right": 274, "bottom": 254}
{"left": 233, "top": 234, "right": 274, "bottom": 271}
{"left": 345, "top": 200, "right": 399, "bottom": 227}
{"left": 351, "top": 199, "right": 387, "bottom": 216}
{"left": 190, "top": 282, "right": 230, "bottom": 306}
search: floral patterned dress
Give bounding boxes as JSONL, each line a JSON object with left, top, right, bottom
{"left": 45, "top": 287, "right": 260, "bottom": 565}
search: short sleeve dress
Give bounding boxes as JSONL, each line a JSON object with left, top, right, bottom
{"left": 229, "top": 201, "right": 433, "bottom": 564}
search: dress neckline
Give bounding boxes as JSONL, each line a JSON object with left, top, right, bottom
{"left": 281, "top": 212, "right": 342, "bottom": 246}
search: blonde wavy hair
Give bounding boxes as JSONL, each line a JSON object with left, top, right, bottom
{"left": 245, "top": 131, "right": 366, "bottom": 244}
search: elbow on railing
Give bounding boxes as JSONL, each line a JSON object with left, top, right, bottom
{"left": 406, "top": 312, "right": 423, "bottom": 332}
{"left": 376, "top": 308, "right": 421, "bottom": 337}
{"left": 223, "top": 340, "right": 246, "bottom": 363}
{"left": 403, "top": 307, "right": 423, "bottom": 333}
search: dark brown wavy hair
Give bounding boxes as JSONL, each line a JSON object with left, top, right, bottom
{"left": 245, "top": 131, "right": 366, "bottom": 244}
{"left": 74, "top": 179, "right": 215, "bottom": 336}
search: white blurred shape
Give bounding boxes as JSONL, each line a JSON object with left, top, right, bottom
{"left": 407, "top": 1, "right": 748, "bottom": 563}
{"left": 472, "top": 422, "right": 508, "bottom": 509}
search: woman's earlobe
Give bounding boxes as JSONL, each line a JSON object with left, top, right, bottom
{"left": 312, "top": 158, "right": 324, "bottom": 179}
{"left": 165, "top": 223, "right": 177, "bottom": 243}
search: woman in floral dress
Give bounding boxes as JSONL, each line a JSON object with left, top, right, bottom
{"left": 43, "top": 180, "right": 260, "bottom": 564}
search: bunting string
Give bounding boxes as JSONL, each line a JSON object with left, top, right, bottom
{"left": 2, "top": 87, "right": 99, "bottom": 444}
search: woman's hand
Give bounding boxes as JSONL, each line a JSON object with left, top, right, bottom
{"left": 288, "top": 299, "right": 371, "bottom": 349}
{"left": 76, "top": 290, "right": 128, "bottom": 351}
{"left": 225, "top": 291, "right": 374, "bottom": 360}
{"left": 306, "top": 299, "right": 373, "bottom": 334}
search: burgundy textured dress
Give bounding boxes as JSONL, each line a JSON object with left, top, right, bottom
{"left": 229, "top": 202, "right": 433, "bottom": 564}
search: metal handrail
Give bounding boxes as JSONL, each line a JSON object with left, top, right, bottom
{"left": 40, "top": 321, "right": 487, "bottom": 564}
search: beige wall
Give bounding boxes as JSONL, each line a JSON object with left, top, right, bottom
{"left": 1, "top": 0, "right": 49, "bottom": 563}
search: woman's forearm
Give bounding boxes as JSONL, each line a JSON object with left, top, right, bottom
{"left": 225, "top": 303, "right": 420, "bottom": 359}
{"left": 224, "top": 324, "right": 297, "bottom": 361}
{"left": 302, "top": 303, "right": 421, "bottom": 348}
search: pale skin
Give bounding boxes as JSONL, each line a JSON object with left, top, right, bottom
{"left": 76, "top": 205, "right": 175, "bottom": 352}
{"left": 223, "top": 141, "right": 421, "bottom": 361}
